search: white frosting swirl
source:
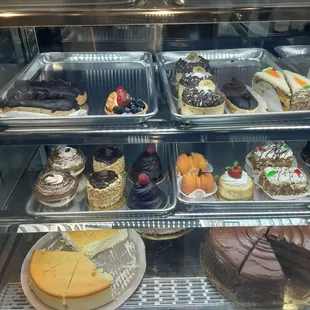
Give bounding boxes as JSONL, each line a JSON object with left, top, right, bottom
{"left": 185, "top": 72, "right": 211, "bottom": 78}
{"left": 196, "top": 86, "right": 212, "bottom": 93}
{"left": 44, "top": 174, "right": 64, "bottom": 184}
{"left": 221, "top": 171, "right": 249, "bottom": 187}
{"left": 57, "top": 147, "right": 77, "bottom": 158}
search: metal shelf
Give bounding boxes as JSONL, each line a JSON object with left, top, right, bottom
{"left": 0, "top": 0, "right": 310, "bottom": 26}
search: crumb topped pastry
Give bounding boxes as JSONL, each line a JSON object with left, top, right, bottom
{"left": 218, "top": 161, "right": 254, "bottom": 201}
{"left": 253, "top": 67, "right": 291, "bottom": 111}
{"left": 221, "top": 77, "right": 259, "bottom": 113}
{"left": 283, "top": 70, "right": 310, "bottom": 111}
{"left": 87, "top": 170, "right": 125, "bottom": 210}
{"left": 93, "top": 145, "right": 125, "bottom": 175}
{"left": 259, "top": 167, "right": 308, "bottom": 197}
{"left": 47, "top": 146, "right": 85, "bottom": 176}
{"left": 175, "top": 52, "right": 210, "bottom": 83}
{"left": 250, "top": 143, "right": 293, "bottom": 172}
{"left": 180, "top": 86, "right": 225, "bottom": 115}
{"left": 34, "top": 171, "right": 78, "bottom": 207}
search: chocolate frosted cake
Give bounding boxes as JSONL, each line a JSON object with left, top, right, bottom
{"left": 93, "top": 145, "right": 125, "bottom": 175}
{"left": 130, "top": 146, "right": 163, "bottom": 183}
{"left": 128, "top": 173, "right": 166, "bottom": 210}
{"left": 87, "top": 170, "right": 125, "bottom": 210}
{"left": 174, "top": 52, "right": 210, "bottom": 83}
{"left": 221, "top": 77, "right": 259, "bottom": 113}
{"left": 180, "top": 86, "right": 225, "bottom": 116}
{"left": 200, "top": 226, "right": 310, "bottom": 308}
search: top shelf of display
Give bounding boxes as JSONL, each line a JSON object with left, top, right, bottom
{"left": 0, "top": 0, "right": 310, "bottom": 27}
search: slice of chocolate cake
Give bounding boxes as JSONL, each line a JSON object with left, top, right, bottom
{"left": 235, "top": 237, "right": 285, "bottom": 308}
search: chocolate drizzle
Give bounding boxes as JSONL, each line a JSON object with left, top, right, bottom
{"left": 130, "top": 148, "right": 163, "bottom": 182}
{"left": 88, "top": 170, "right": 118, "bottom": 189}
{"left": 93, "top": 146, "right": 124, "bottom": 165}
{"left": 221, "top": 77, "right": 258, "bottom": 110}
{"left": 128, "top": 179, "right": 166, "bottom": 210}
{"left": 182, "top": 87, "right": 224, "bottom": 108}
{"left": 175, "top": 56, "right": 210, "bottom": 74}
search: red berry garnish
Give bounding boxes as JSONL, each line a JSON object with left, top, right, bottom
{"left": 225, "top": 161, "right": 242, "bottom": 179}
{"left": 116, "top": 86, "right": 127, "bottom": 104}
{"left": 146, "top": 146, "right": 155, "bottom": 154}
{"left": 117, "top": 94, "right": 123, "bottom": 105}
{"left": 294, "top": 169, "right": 301, "bottom": 177}
{"left": 138, "top": 173, "right": 150, "bottom": 185}
{"left": 258, "top": 146, "right": 264, "bottom": 152}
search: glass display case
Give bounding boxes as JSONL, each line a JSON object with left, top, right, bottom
{"left": 0, "top": 1, "right": 310, "bottom": 309}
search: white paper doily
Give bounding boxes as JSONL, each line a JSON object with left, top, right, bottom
{"left": 254, "top": 175, "right": 310, "bottom": 201}
{"left": 20, "top": 230, "right": 146, "bottom": 310}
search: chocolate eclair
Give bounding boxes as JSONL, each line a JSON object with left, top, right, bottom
{"left": 180, "top": 86, "right": 225, "bottom": 116}
{"left": 221, "top": 77, "right": 259, "bottom": 113}
{"left": 87, "top": 170, "right": 125, "bottom": 210}
{"left": 175, "top": 52, "right": 210, "bottom": 84}
{"left": 47, "top": 146, "right": 85, "bottom": 176}
{"left": 128, "top": 173, "right": 166, "bottom": 210}
{"left": 34, "top": 171, "right": 78, "bottom": 208}
{"left": 130, "top": 145, "right": 164, "bottom": 183}
{"left": 93, "top": 146, "right": 125, "bottom": 175}
{"left": 12, "top": 79, "right": 87, "bottom": 105}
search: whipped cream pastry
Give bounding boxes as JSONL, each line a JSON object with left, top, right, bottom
{"left": 221, "top": 170, "right": 249, "bottom": 187}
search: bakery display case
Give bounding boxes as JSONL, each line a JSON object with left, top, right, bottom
{"left": 1, "top": 0, "right": 310, "bottom": 309}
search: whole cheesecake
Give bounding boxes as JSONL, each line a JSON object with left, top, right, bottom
{"left": 218, "top": 162, "right": 254, "bottom": 201}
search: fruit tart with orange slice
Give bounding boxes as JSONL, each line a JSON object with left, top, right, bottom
{"left": 105, "top": 86, "right": 148, "bottom": 115}
{"left": 252, "top": 67, "right": 291, "bottom": 111}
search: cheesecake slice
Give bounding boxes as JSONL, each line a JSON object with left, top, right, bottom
{"left": 29, "top": 250, "right": 113, "bottom": 310}
{"left": 62, "top": 229, "right": 128, "bottom": 258}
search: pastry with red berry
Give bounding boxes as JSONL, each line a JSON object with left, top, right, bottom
{"left": 259, "top": 167, "right": 308, "bottom": 197}
{"left": 249, "top": 143, "right": 293, "bottom": 172}
{"left": 105, "top": 86, "right": 148, "bottom": 115}
{"left": 127, "top": 173, "right": 166, "bottom": 209}
{"left": 130, "top": 145, "right": 164, "bottom": 183}
{"left": 218, "top": 161, "right": 254, "bottom": 201}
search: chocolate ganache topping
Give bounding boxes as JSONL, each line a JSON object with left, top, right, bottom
{"left": 221, "top": 77, "right": 258, "bottom": 110}
{"left": 131, "top": 146, "right": 163, "bottom": 182}
{"left": 93, "top": 146, "right": 124, "bottom": 165}
{"left": 89, "top": 170, "right": 118, "bottom": 189}
{"left": 128, "top": 173, "right": 166, "bottom": 210}
{"left": 12, "top": 79, "right": 84, "bottom": 99}
{"left": 179, "top": 72, "right": 215, "bottom": 87}
{"left": 175, "top": 55, "right": 210, "bottom": 74}
{"left": 182, "top": 87, "right": 224, "bottom": 108}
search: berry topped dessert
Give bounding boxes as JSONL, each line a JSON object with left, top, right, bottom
{"left": 218, "top": 161, "right": 254, "bottom": 201}
{"left": 128, "top": 173, "right": 166, "bottom": 210}
{"left": 221, "top": 77, "right": 259, "bottom": 113}
{"left": 130, "top": 145, "right": 164, "bottom": 183}
{"left": 105, "top": 86, "right": 148, "bottom": 115}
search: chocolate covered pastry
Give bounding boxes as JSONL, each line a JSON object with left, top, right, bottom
{"left": 128, "top": 173, "right": 166, "bottom": 210}
{"left": 87, "top": 170, "right": 125, "bottom": 210}
{"left": 93, "top": 146, "right": 125, "bottom": 175}
{"left": 221, "top": 77, "right": 259, "bottom": 113}
{"left": 130, "top": 146, "right": 164, "bottom": 182}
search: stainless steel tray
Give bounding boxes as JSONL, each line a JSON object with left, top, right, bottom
{"left": 172, "top": 141, "right": 310, "bottom": 209}
{"left": 157, "top": 48, "right": 310, "bottom": 125}
{"left": 0, "top": 52, "right": 158, "bottom": 127}
{"left": 275, "top": 45, "right": 310, "bottom": 76}
{"left": 25, "top": 144, "right": 177, "bottom": 218}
